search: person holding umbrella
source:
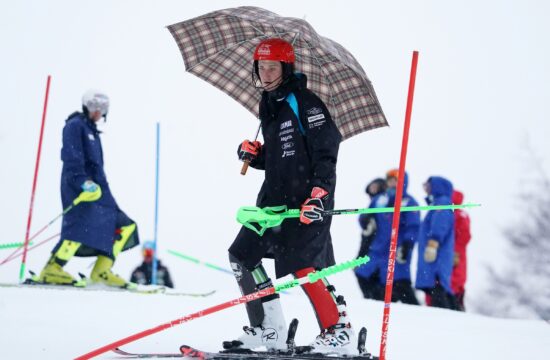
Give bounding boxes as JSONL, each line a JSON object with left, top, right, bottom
{"left": 226, "top": 38, "right": 358, "bottom": 355}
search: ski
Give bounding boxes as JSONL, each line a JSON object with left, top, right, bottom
{"left": 0, "top": 280, "right": 215, "bottom": 297}
{"left": 114, "top": 346, "right": 378, "bottom": 360}
{"left": 113, "top": 320, "right": 378, "bottom": 360}
{"left": 112, "top": 347, "right": 184, "bottom": 358}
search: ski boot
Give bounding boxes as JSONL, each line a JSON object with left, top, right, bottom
{"left": 223, "top": 297, "right": 288, "bottom": 351}
{"left": 37, "top": 256, "right": 85, "bottom": 286}
{"left": 307, "top": 295, "right": 358, "bottom": 356}
{"left": 36, "top": 240, "right": 85, "bottom": 286}
{"left": 90, "top": 255, "right": 136, "bottom": 289}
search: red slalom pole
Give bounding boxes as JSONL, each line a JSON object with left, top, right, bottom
{"left": 379, "top": 51, "right": 419, "bottom": 360}
{"left": 19, "top": 75, "right": 51, "bottom": 283}
{"left": 74, "top": 288, "right": 276, "bottom": 360}
{"left": 74, "top": 256, "right": 369, "bottom": 359}
{"left": 0, "top": 233, "right": 59, "bottom": 266}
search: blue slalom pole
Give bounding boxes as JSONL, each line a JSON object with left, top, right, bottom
{"left": 152, "top": 122, "right": 160, "bottom": 285}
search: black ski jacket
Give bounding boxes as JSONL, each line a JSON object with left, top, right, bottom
{"left": 239, "top": 74, "right": 342, "bottom": 277}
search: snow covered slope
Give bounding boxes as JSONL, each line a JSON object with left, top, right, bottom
{"left": 0, "top": 285, "right": 548, "bottom": 359}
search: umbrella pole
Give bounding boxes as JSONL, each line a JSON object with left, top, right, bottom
{"left": 240, "top": 123, "right": 261, "bottom": 175}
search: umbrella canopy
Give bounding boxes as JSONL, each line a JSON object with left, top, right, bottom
{"left": 167, "top": 6, "right": 388, "bottom": 140}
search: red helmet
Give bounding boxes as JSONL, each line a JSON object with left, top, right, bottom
{"left": 253, "top": 38, "right": 295, "bottom": 63}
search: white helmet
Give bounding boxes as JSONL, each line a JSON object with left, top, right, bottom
{"left": 82, "top": 89, "right": 109, "bottom": 116}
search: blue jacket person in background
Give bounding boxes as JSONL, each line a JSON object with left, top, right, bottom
{"left": 354, "top": 170, "right": 420, "bottom": 305}
{"left": 37, "top": 89, "right": 139, "bottom": 288}
{"left": 386, "top": 169, "right": 420, "bottom": 305}
{"left": 415, "top": 176, "right": 456, "bottom": 309}
{"left": 355, "top": 177, "right": 387, "bottom": 299}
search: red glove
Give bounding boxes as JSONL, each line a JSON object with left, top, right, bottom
{"left": 300, "top": 187, "right": 329, "bottom": 225}
{"left": 238, "top": 140, "right": 261, "bottom": 162}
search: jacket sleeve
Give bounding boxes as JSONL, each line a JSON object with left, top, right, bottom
{"left": 359, "top": 214, "right": 371, "bottom": 229}
{"left": 250, "top": 143, "right": 265, "bottom": 170}
{"left": 61, "top": 121, "right": 89, "bottom": 189}
{"left": 427, "top": 209, "right": 454, "bottom": 244}
{"left": 454, "top": 211, "right": 471, "bottom": 247}
{"left": 400, "top": 197, "right": 421, "bottom": 244}
{"left": 162, "top": 265, "right": 174, "bottom": 288}
{"left": 301, "top": 92, "right": 342, "bottom": 192}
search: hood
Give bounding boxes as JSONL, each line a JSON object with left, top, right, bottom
{"left": 365, "top": 178, "right": 387, "bottom": 198}
{"left": 66, "top": 111, "right": 83, "bottom": 123}
{"left": 66, "top": 111, "right": 99, "bottom": 133}
{"left": 428, "top": 176, "right": 453, "bottom": 198}
{"left": 452, "top": 190, "right": 464, "bottom": 204}
{"left": 402, "top": 171, "right": 409, "bottom": 193}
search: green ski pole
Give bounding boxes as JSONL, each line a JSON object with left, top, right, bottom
{"left": 167, "top": 249, "right": 234, "bottom": 275}
{"left": 0, "top": 242, "right": 33, "bottom": 250}
{"left": 237, "top": 203, "right": 481, "bottom": 236}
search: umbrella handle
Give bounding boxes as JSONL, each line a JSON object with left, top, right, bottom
{"left": 240, "top": 160, "right": 250, "bottom": 175}
{"left": 240, "top": 123, "right": 261, "bottom": 176}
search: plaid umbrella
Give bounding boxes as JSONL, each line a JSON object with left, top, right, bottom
{"left": 167, "top": 6, "right": 388, "bottom": 140}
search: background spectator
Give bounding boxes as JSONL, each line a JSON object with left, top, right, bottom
{"left": 451, "top": 190, "right": 472, "bottom": 311}
{"left": 130, "top": 241, "right": 174, "bottom": 288}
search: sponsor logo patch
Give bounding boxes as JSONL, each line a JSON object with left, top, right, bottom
{"left": 306, "top": 107, "right": 323, "bottom": 116}
{"left": 280, "top": 134, "right": 293, "bottom": 142}
{"left": 307, "top": 114, "right": 325, "bottom": 123}
{"left": 282, "top": 142, "right": 294, "bottom": 150}
{"left": 282, "top": 150, "right": 296, "bottom": 158}
{"left": 280, "top": 120, "right": 292, "bottom": 130}
{"left": 279, "top": 128, "right": 294, "bottom": 136}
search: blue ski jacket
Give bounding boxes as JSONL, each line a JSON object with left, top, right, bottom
{"left": 59, "top": 112, "right": 121, "bottom": 255}
{"left": 415, "top": 176, "right": 455, "bottom": 293}
{"left": 355, "top": 172, "right": 420, "bottom": 284}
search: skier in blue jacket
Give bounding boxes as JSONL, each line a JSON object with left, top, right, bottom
{"left": 37, "top": 89, "right": 139, "bottom": 288}
{"left": 415, "top": 176, "right": 456, "bottom": 309}
{"left": 354, "top": 170, "right": 420, "bottom": 304}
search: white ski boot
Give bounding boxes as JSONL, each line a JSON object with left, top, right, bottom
{"left": 224, "top": 297, "right": 288, "bottom": 351}
{"left": 308, "top": 296, "right": 358, "bottom": 356}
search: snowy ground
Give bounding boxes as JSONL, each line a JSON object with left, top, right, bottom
{"left": 0, "top": 283, "right": 549, "bottom": 359}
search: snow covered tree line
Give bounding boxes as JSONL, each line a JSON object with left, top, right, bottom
{"left": 475, "top": 154, "right": 550, "bottom": 320}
